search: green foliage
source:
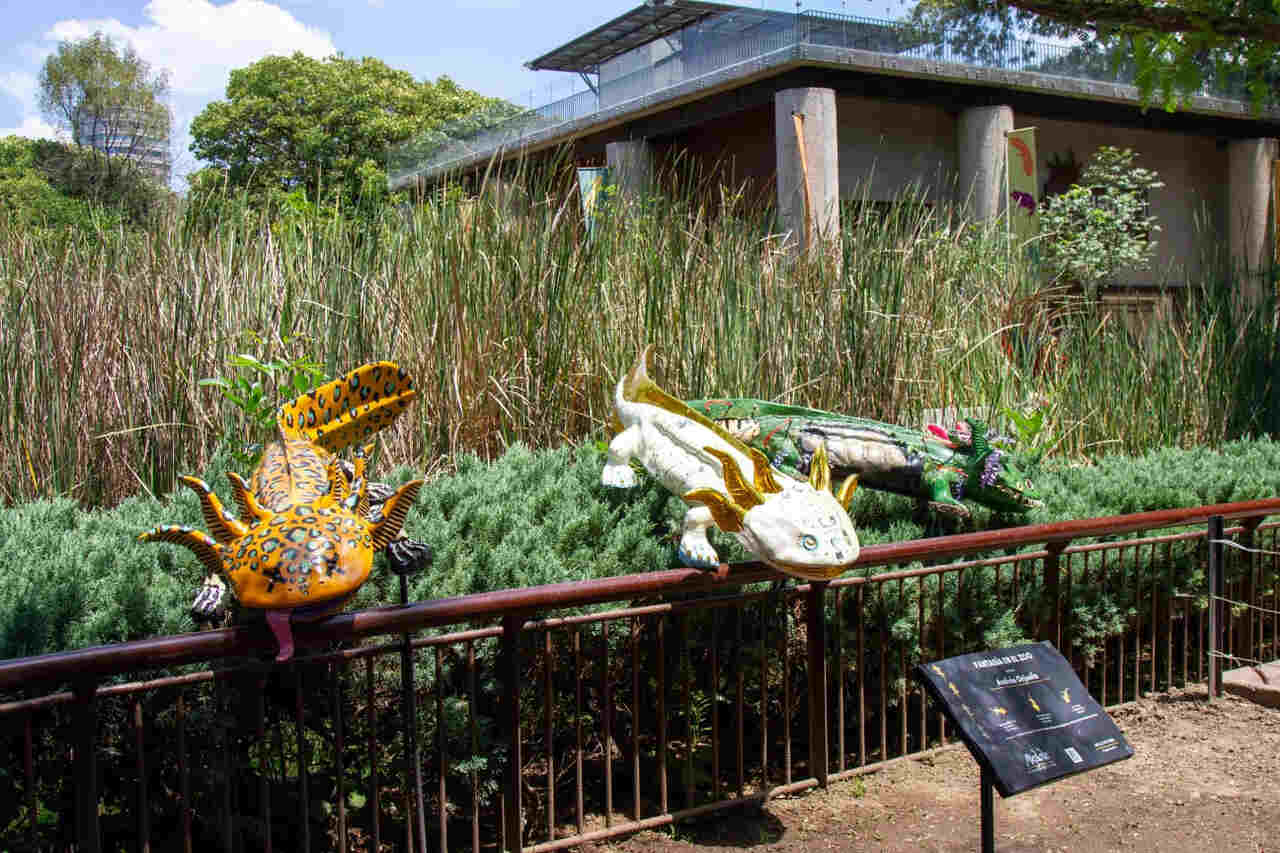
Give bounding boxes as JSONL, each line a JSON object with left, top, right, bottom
{"left": 0, "top": 135, "right": 167, "bottom": 228}
{"left": 388, "top": 443, "right": 707, "bottom": 606}
{"left": 1038, "top": 146, "right": 1164, "bottom": 294}
{"left": 198, "top": 347, "right": 326, "bottom": 467}
{"left": 189, "top": 53, "right": 505, "bottom": 214}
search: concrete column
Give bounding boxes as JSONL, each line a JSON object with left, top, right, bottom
{"left": 606, "top": 139, "right": 654, "bottom": 199}
{"left": 1228, "top": 138, "right": 1276, "bottom": 304}
{"left": 775, "top": 87, "right": 840, "bottom": 251}
{"left": 957, "top": 105, "right": 1013, "bottom": 221}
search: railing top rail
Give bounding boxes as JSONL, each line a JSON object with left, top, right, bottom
{"left": 2, "top": 496, "right": 1277, "bottom": 690}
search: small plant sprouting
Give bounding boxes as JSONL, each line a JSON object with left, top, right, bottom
{"left": 199, "top": 343, "right": 326, "bottom": 468}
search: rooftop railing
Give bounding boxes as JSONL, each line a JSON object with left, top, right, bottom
{"left": 388, "top": 7, "right": 1254, "bottom": 187}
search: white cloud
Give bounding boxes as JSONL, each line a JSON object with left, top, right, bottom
{"left": 0, "top": 115, "right": 61, "bottom": 141}
{"left": 47, "top": 0, "right": 337, "bottom": 97}
{"left": 18, "top": 0, "right": 339, "bottom": 185}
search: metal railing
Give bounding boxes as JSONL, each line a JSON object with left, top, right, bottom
{"left": 388, "top": 6, "right": 1254, "bottom": 187}
{"left": 1, "top": 497, "right": 1278, "bottom": 851}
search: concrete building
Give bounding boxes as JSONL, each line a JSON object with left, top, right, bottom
{"left": 391, "top": 1, "right": 1280, "bottom": 292}
{"left": 75, "top": 105, "right": 172, "bottom": 186}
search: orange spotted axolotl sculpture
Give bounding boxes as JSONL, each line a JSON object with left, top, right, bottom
{"left": 140, "top": 361, "right": 425, "bottom": 661}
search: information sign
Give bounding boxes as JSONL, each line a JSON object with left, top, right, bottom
{"left": 915, "top": 641, "right": 1132, "bottom": 797}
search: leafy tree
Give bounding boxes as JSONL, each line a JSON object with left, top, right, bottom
{"left": 37, "top": 31, "right": 172, "bottom": 182}
{"left": 1038, "top": 146, "right": 1163, "bottom": 295}
{"left": 0, "top": 135, "right": 166, "bottom": 228}
{"left": 189, "top": 53, "right": 506, "bottom": 212}
{"left": 904, "top": 0, "right": 1280, "bottom": 108}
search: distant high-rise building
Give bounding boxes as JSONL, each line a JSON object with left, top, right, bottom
{"left": 74, "top": 104, "right": 171, "bottom": 185}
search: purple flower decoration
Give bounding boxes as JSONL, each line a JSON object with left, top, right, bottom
{"left": 980, "top": 450, "right": 1003, "bottom": 488}
{"left": 1010, "top": 191, "right": 1036, "bottom": 213}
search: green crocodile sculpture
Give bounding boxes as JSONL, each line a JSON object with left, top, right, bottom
{"left": 685, "top": 398, "right": 1043, "bottom": 519}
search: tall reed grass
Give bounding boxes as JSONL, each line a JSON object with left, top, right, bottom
{"left": 2, "top": 156, "right": 1276, "bottom": 507}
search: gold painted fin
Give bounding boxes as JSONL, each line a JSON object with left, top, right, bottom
{"left": 139, "top": 525, "right": 225, "bottom": 578}
{"left": 225, "top": 472, "right": 273, "bottom": 526}
{"left": 683, "top": 487, "right": 746, "bottom": 533}
{"left": 747, "top": 446, "right": 783, "bottom": 494}
{"left": 703, "top": 447, "right": 764, "bottom": 510}
{"left": 370, "top": 479, "right": 424, "bottom": 551}
{"left": 836, "top": 474, "right": 858, "bottom": 510}
{"left": 808, "top": 442, "right": 831, "bottom": 493}
{"left": 277, "top": 361, "right": 417, "bottom": 454}
{"left": 179, "top": 476, "right": 247, "bottom": 545}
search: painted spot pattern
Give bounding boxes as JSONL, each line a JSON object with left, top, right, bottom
{"left": 139, "top": 361, "right": 424, "bottom": 611}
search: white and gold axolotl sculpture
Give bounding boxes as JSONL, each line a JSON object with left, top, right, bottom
{"left": 602, "top": 347, "right": 860, "bottom": 580}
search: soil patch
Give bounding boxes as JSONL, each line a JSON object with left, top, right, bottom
{"left": 591, "top": 686, "right": 1279, "bottom": 852}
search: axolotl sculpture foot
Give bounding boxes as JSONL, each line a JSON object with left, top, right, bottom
{"left": 603, "top": 347, "right": 860, "bottom": 581}
{"left": 141, "top": 361, "right": 424, "bottom": 661}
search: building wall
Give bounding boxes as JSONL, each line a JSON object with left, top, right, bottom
{"left": 835, "top": 96, "right": 956, "bottom": 205}
{"left": 1018, "top": 115, "right": 1229, "bottom": 283}
{"left": 655, "top": 103, "right": 776, "bottom": 205}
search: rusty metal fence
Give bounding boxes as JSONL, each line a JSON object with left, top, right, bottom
{"left": 2, "top": 498, "right": 1279, "bottom": 852}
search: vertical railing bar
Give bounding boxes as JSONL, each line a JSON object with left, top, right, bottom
{"left": 328, "top": 662, "right": 346, "bottom": 853}
{"left": 544, "top": 630, "right": 555, "bottom": 843}
{"left": 255, "top": 676, "right": 272, "bottom": 853}
{"left": 574, "top": 626, "right": 584, "bottom": 836}
{"left": 294, "top": 667, "right": 311, "bottom": 853}
{"left": 1133, "top": 544, "right": 1142, "bottom": 702}
{"left": 24, "top": 712, "right": 35, "bottom": 846}
{"left": 603, "top": 620, "right": 614, "bottom": 827}
{"left": 1117, "top": 548, "right": 1126, "bottom": 703}
{"left": 631, "top": 616, "right": 641, "bottom": 823}
{"left": 657, "top": 614, "right": 668, "bottom": 814}
{"left": 469, "top": 640, "right": 480, "bottom": 853}
{"left": 805, "top": 581, "right": 830, "bottom": 788}
{"left": 178, "top": 690, "right": 192, "bottom": 853}
{"left": 711, "top": 607, "right": 721, "bottom": 803}
{"left": 858, "top": 584, "right": 866, "bottom": 767}
{"left": 936, "top": 573, "right": 946, "bottom": 745}
{"left": 836, "top": 586, "right": 845, "bottom": 774}
{"left": 217, "top": 677, "right": 233, "bottom": 853}
{"left": 1165, "top": 541, "right": 1175, "bottom": 690}
{"left": 915, "top": 577, "right": 924, "bottom": 750}
{"left": 1196, "top": 544, "right": 1204, "bottom": 685}
{"left": 783, "top": 599, "right": 792, "bottom": 786}
{"left": 1062, "top": 552, "right": 1074, "bottom": 673}
{"left": 72, "top": 681, "right": 100, "bottom": 853}
{"left": 958, "top": 566, "right": 968, "bottom": 656}
{"left": 878, "top": 582, "right": 887, "bottom": 762}
{"left": 758, "top": 599, "right": 768, "bottom": 795}
{"left": 898, "top": 577, "right": 907, "bottom": 757}
{"left": 133, "top": 696, "right": 151, "bottom": 853}
{"left": 684, "top": 614, "right": 695, "bottom": 808}
{"left": 433, "top": 647, "right": 446, "bottom": 853}
{"left": 1273, "top": 528, "right": 1279, "bottom": 663}
{"left": 1101, "top": 551, "right": 1112, "bottom": 700}
{"left": 501, "top": 614, "right": 524, "bottom": 853}
{"left": 1149, "top": 543, "right": 1159, "bottom": 694}
{"left": 735, "top": 603, "right": 745, "bottom": 799}
{"left": 365, "top": 656, "right": 380, "bottom": 853}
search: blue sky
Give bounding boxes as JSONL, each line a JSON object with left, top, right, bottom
{"left": 1, "top": 0, "right": 896, "bottom": 187}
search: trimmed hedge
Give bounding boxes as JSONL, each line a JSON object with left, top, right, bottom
{"left": 3, "top": 437, "right": 1280, "bottom": 659}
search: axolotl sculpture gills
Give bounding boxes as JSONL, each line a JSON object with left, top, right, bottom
{"left": 685, "top": 398, "right": 1043, "bottom": 519}
{"left": 140, "top": 361, "right": 424, "bottom": 661}
{"left": 603, "top": 347, "right": 860, "bottom": 580}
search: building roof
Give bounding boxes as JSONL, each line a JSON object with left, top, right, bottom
{"left": 525, "top": 0, "right": 744, "bottom": 73}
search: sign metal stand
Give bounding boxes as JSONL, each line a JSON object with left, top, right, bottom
{"left": 915, "top": 642, "right": 1133, "bottom": 851}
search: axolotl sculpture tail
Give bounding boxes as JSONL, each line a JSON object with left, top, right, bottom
{"left": 602, "top": 347, "right": 860, "bottom": 580}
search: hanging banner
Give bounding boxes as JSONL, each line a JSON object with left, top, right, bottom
{"left": 577, "top": 166, "right": 610, "bottom": 239}
{"left": 1006, "top": 127, "right": 1039, "bottom": 245}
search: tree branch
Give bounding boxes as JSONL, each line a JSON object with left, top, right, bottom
{"left": 1001, "top": 0, "right": 1280, "bottom": 43}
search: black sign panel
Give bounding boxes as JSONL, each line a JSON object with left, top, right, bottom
{"left": 914, "top": 641, "right": 1132, "bottom": 797}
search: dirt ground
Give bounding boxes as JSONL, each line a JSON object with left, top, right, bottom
{"left": 593, "top": 686, "right": 1279, "bottom": 853}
